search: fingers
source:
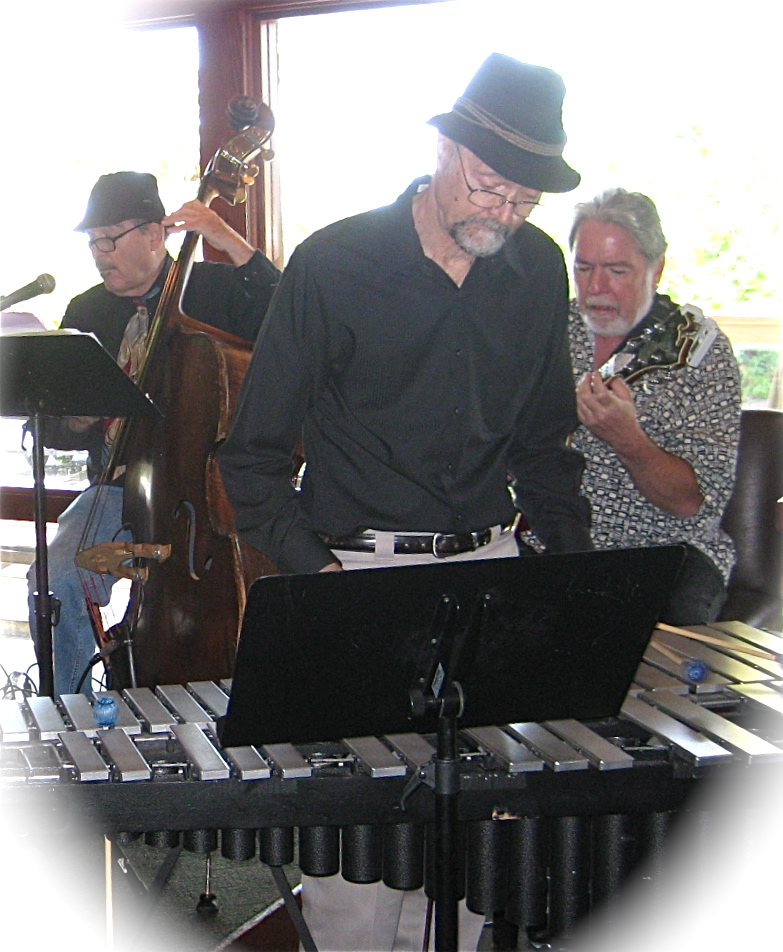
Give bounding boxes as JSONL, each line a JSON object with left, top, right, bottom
{"left": 577, "top": 371, "right": 609, "bottom": 402}
{"left": 606, "top": 375, "right": 633, "bottom": 401}
{"left": 162, "top": 199, "right": 215, "bottom": 233}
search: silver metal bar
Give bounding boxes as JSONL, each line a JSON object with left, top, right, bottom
{"left": 25, "top": 696, "right": 67, "bottom": 740}
{"left": 57, "top": 730, "right": 110, "bottom": 782}
{"left": 122, "top": 687, "right": 177, "bottom": 733}
{"left": 93, "top": 691, "right": 142, "bottom": 734}
{"left": 506, "top": 722, "right": 589, "bottom": 772}
{"left": 223, "top": 745, "right": 272, "bottom": 780}
{"left": 0, "top": 700, "right": 30, "bottom": 743}
{"left": 99, "top": 728, "right": 151, "bottom": 781}
{"left": 18, "top": 741, "right": 62, "bottom": 781}
{"left": 632, "top": 661, "right": 691, "bottom": 694}
{"left": 643, "top": 645, "right": 729, "bottom": 693}
{"left": 683, "top": 625, "right": 783, "bottom": 678}
{"left": 463, "top": 725, "right": 545, "bottom": 773}
{"left": 343, "top": 736, "right": 406, "bottom": 778}
{"left": 384, "top": 733, "right": 436, "bottom": 770}
{"left": 703, "top": 621, "right": 783, "bottom": 658}
{"left": 640, "top": 690, "right": 783, "bottom": 764}
{"left": 188, "top": 681, "right": 229, "bottom": 719}
{"left": 261, "top": 743, "right": 312, "bottom": 778}
{"left": 653, "top": 630, "right": 772, "bottom": 683}
{"left": 59, "top": 693, "right": 99, "bottom": 736}
{"left": 620, "top": 695, "right": 732, "bottom": 766}
{"left": 728, "top": 681, "right": 783, "bottom": 715}
{"left": 156, "top": 685, "right": 212, "bottom": 726}
{"left": 543, "top": 719, "right": 635, "bottom": 771}
{"left": 171, "top": 723, "right": 230, "bottom": 780}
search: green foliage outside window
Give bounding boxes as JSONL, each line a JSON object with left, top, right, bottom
{"left": 736, "top": 350, "right": 780, "bottom": 404}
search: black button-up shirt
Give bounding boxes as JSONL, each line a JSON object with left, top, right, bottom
{"left": 41, "top": 251, "right": 280, "bottom": 479}
{"left": 220, "top": 179, "right": 591, "bottom": 573}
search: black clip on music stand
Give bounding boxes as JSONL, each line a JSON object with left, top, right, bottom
{"left": 0, "top": 330, "right": 159, "bottom": 697}
{"left": 220, "top": 545, "right": 684, "bottom": 952}
{"left": 407, "top": 588, "right": 495, "bottom": 952}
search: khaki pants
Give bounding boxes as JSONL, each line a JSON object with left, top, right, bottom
{"left": 300, "top": 526, "right": 519, "bottom": 951}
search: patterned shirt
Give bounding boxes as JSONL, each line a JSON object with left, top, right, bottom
{"left": 525, "top": 294, "right": 741, "bottom": 581}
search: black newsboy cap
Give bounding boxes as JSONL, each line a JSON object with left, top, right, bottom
{"left": 75, "top": 171, "right": 166, "bottom": 231}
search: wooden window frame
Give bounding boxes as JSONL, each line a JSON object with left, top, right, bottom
{"left": 4, "top": 0, "right": 779, "bottom": 522}
{"left": 1, "top": 0, "right": 441, "bottom": 522}
{"left": 127, "top": 0, "right": 447, "bottom": 267}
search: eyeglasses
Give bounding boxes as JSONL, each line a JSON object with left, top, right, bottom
{"left": 88, "top": 221, "right": 154, "bottom": 253}
{"left": 457, "top": 147, "right": 540, "bottom": 214}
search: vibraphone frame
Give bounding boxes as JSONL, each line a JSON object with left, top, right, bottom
{"left": 2, "top": 620, "right": 783, "bottom": 949}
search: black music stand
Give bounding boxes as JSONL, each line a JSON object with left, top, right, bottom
{"left": 0, "top": 330, "right": 159, "bottom": 697}
{"left": 221, "top": 544, "right": 685, "bottom": 952}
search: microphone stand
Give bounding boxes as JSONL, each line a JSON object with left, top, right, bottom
{"left": 28, "top": 411, "right": 58, "bottom": 697}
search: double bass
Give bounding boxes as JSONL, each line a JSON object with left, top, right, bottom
{"left": 77, "top": 97, "right": 281, "bottom": 689}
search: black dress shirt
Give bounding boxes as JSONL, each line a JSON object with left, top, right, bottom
{"left": 41, "top": 251, "right": 280, "bottom": 479}
{"left": 219, "top": 179, "right": 591, "bottom": 574}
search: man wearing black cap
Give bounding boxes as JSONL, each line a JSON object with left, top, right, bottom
{"left": 219, "top": 54, "right": 589, "bottom": 950}
{"left": 27, "top": 171, "right": 279, "bottom": 698}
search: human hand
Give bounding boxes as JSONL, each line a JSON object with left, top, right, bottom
{"left": 575, "top": 372, "right": 642, "bottom": 452}
{"left": 66, "top": 415, "right": 100, "bottom": 433}
{"left": 319, "top": 561, "right": 343, "bottom": 573}
{"left": 162, "top": 200, "right": 255, "bottom": 266}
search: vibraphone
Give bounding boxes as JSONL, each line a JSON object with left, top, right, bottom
{"left": 2, "top": 619, "right": 783, "bottom": 944}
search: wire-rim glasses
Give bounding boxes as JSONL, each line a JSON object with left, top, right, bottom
{"left": 457, "top": 147, "right": 540, "bottom": 214}
{"left": 88, "top": 220, "right": 155, "bottom": 253}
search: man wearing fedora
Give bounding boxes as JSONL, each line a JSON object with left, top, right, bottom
{"left": 28, "top": 171, "right": 279, "bottom": 698}
{"left": 219, "top": 54, "right": 589, "bottom": 950}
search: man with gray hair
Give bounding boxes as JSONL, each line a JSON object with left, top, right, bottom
{"left": 563, "top": 187, "right": 741, "bottom": 622}
{"left": 220, "top": 52, "right": 590, "bottom": 952}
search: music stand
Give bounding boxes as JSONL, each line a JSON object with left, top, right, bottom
{"left": 0, "top": 330, "right": 159, "bottom": 697}
{"left": 221, "top": 544, "right": 685, "bottom": 951}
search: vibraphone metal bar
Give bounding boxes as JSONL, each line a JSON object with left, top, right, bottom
{"left": 2, "top": 620, "right": 783, "bottom": 943}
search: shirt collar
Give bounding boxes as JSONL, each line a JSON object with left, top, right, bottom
{"left": 388, "top": 176, "right": 529, "bottom": 282}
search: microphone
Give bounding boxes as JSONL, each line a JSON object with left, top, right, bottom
{"left": 0, "top": 273, "right": 56, "bottom": 311}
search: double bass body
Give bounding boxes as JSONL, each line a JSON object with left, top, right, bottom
{"left": 114, "top": 314, "right": 278, "bottom": 687}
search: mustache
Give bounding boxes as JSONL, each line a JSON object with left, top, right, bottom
{"left": 584, "top": 296, "right": 617, "bottom": 310}
{"left": 460, "top": 215, "right": 512, "bottom": 238}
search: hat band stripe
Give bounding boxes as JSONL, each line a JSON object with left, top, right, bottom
{"left": 454, "top": 97, "right": 565, "bottom": 158}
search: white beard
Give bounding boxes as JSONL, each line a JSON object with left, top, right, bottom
{"left": 449, "top": 216, "right": 510, "bottom": 257}
{"left": 582, "top": 289, "right": 655, "bottom": 337}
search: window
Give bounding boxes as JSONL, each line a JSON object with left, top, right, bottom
{"left": 1, "top": 22, "right": 201, "bottom": 490}
{"left": 272, "top": 0, "right": 781, "bottom": 404}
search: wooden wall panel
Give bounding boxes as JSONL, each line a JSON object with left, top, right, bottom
{"left": 196, "top": 6, "right": 265, "bottom": 256}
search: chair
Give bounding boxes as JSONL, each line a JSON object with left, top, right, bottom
{"left": 719, "top": 408, "right": 783, "bottom": 631}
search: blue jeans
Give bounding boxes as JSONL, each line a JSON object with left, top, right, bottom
{"left": 27, "top": 485, "right": 130, "bottom": 697}
{"left": 661, "top": 544, "right": 726, "bottom": 625}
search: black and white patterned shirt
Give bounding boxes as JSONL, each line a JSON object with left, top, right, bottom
{"left": 525, "top": 294, "right": 741, "bottom": 581}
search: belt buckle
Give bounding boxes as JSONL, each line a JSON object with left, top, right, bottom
{"left": 431, "top": 533, "right": 448, "bottom": 559}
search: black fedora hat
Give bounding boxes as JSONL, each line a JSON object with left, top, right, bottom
{"left": 428, "top": 53, "right": 580, "bottom": 193}
{"left": 75, "top": 171, "right": 166, "bottom": 231}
